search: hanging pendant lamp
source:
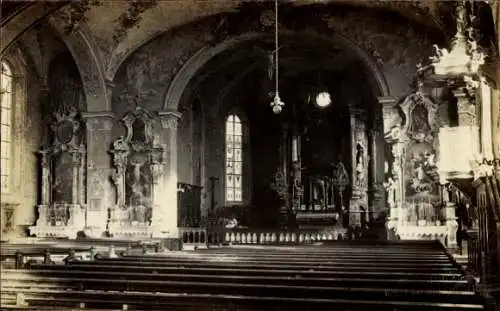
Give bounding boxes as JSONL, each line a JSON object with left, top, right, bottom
{"left": 270, "top": 0, "right": 285, "bottom": 114}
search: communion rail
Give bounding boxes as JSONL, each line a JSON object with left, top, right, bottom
{"left": 180, "top": 227, "right": 348, "bottom": 248}
{"left": 468, "top": 174, "right": 500, "bottom": 305}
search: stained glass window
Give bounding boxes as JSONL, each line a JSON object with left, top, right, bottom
{"left": 225, "top": 114, "right": 243, "bottom": 202}
{"left": 1, "top": 62, "right": 12, "bottom": 193}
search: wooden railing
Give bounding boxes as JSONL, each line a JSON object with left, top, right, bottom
{"left": 180, "top": 227, "right": 348, "bottom": 248}
{"left": 470, "top": 173, "right": 500, "bottom": 304}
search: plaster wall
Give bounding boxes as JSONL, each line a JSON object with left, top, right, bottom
{"left": 0, "top": 51, "right": 43, "bottom": 233}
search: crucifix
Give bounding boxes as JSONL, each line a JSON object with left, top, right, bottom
{"left": 209, "top": 176, "right": 219, "bottom": 213}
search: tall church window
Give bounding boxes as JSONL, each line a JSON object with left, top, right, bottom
{"left": 1, "top": 62, "right": 12, "bottom": 193}
{"left": 225, "top": 114, "right": 243, "bottom": 202}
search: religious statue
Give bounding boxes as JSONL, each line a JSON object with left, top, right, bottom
{"left": 332, "top": 160, "right": 349, "bottom": 211}
{"left": 355, "top": 144, "right": 366, "bottom": 187}
{"left": 310, "top": 176, "right": 326, "bottom": 209}
{"left": 332, "top": 160, "right": 349, "bottom": 187}
{"left": 384, "top": 177, "right": 397, "bottom": 209}
{"left": 442, "top": 185, "right": 450, "bottom": 203}
{"left": 408, "top": 102, "right": 431, "bottom": 141}
{"left": 291, "top": 161, "right": 303, "bottom": 190}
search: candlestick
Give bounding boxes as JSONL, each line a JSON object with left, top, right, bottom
{"left": 292, "top": 137, "right": 298, "bottom": 162}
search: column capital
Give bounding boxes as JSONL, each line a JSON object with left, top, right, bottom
{"left": 82, "top": 111, "right": 115, "bottom": 120}
{"left": 82, "top": 112, "right": 115, "bottom": 131}
{"left": 369, "top": 127, "right": 381, "bottom": 137}
{"left": 348, "top": 106, "right": 366, "bottom": 118}
{"left": 158, "top": 110, "right": 182, "bottom": 129}
{"left": 377, "top": 96, "right": 398, "bottom": 106}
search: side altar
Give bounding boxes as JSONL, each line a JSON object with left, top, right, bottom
{"left": 382, "top": 89, "right": 458, "bottom": 247}
{"left": 107, "top": 107, "right": 173, "bottom": 238}
{"left": 30, "top": 108, "right": 86, "bottom": 238}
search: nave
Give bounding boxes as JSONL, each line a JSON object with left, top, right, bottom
{"left": 0, "top": 240, "right": 486, "bottom": 311}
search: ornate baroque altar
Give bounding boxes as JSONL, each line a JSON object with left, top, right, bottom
{"left": 108, "top": 107, "right": 166, "bottom": 238}
{"left": 30, "top": 109, "right": 86, "bottom": 238}
{"left": 383, "top": 91, "right": 457, "bottom": 247}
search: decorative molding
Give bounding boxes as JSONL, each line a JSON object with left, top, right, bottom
{"left": 82, "top": 111, "right": 115, "bottom": 131}
{"left": 113, "top": 0, "right": 159, "bottom": 44}
{"left": 159, "top": 111, "right": 182, "bottom": 130}
{"left": 52, "top": 0, "right": 103, "bottom": 35}
{"left": 81, "top": 111, "right": 115, "bottom": 119}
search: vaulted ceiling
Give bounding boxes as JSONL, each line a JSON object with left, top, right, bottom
{"left": 2, "top": 0, "right": 455, "bottom": 80}
{"left": 189, "top": 32, "right": 371, "bottom": 107}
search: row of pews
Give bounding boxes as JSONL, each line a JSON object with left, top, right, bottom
{"left": 0, "top": 238, "right": 162, "bottom": 269}
{"left": 1, "top": 240, "right": 487, "bottom": 310}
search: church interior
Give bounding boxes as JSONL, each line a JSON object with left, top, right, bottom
{"left": 1, "top": 0, "right": 500, "bottom": 310}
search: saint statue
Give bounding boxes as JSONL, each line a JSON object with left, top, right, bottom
{"left": 408, "top": 103, "right": 431, "bottom": 138}
{"left": 355, "top": 144, "right": 365, "bottom": 187}
{"left": 332, "top": 160, "right": 349, "bottom": 187}
{"left": 384, "top": 177, "right": 397, "bottom": 209}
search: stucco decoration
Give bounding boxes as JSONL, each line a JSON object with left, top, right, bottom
{"left": 113, "top": 18, "right": 217, "bottom": 112}
{"left": 112, "top": 6, "right": 439, "bottom": 115}
{"left": 47, "top": 53, "right": 85, "bottom": 116}
{"left": 113, "top": 0, "right": 159, "bottom": 44}
{"left": 321, "top": 11, "right": 438, "bottom": 85}
{"left": 52, "top": 0, "right": 103, "bottom": 34}
{"left": 47, "top": 16, "right": 111, "bottom": 111}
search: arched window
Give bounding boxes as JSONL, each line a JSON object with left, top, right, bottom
{"left": 1, "top": 62, "right": 12, "bottom": 193}
{"left": 225, "top": 114, "right": 243, "bottom": 202}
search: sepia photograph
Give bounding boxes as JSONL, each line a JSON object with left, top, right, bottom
{"left": 0, "top": 0, "right": 499, "bottom": 310}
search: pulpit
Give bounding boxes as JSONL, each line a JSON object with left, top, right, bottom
{"left": 108, "top": 107, "right": 165, "bottom": 238}
{"left": 30, "top": 109, "right": 86, "bottom": 238}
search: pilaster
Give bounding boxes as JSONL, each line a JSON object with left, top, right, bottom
{"left": 368, "top": 127, "right": 385, "bottom": 218}
{"left": 348, "top": 106, "right": 369, "bottom": 228}
{"left": 480, "top": 78, "right": 494, "bottom": 160}
{"left": 378, "top": 96, "right": 399, "bottom": 227}
{"left": 452, "top": 88, "right": 477, "bottom": 127}
{"left": 81, "top": 111, "right": 115, "bottom": 236}
{"left": 153, "top": 110, "right": 182, "bottom": 238}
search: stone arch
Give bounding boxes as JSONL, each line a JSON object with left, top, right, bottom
{"left": 163, "top": 31, "right": 390, "bottom": 112}
{"left": 0, "top": 2, "right": 66, "bottom": 56}
{"left": 47, "top": 20, "right": 111, "bottom": 112}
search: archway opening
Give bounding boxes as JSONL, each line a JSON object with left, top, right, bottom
{"left": 178, "top": 32, "right": 386, "bottom": 229}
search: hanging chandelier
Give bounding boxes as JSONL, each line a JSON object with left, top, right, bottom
{"left": 270, "top": 0, "right": 285, "bottom": 114}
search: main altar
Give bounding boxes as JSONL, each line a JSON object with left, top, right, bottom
{"left": 269, "top": 91, "right": 382, "bottom": 237}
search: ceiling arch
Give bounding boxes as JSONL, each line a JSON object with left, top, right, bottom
{"left": 90, "top": 0, "right": 447, "bottom": 81}
{"left": 0, "top": 2, "right": 65, "bottom": 56}
{"left": 163, "top": 30, "right": 389, "bottom": 112}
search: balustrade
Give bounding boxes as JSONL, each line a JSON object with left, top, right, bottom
{"left": 180, "top": 227, "right": 347, "bottom": 247}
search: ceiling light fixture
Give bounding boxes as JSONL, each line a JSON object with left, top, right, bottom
{"left": 270, "top": 0, "right": 284, "bottom": 115}
{"left": 316, "top": 91, "right": 331, "bottom": 108}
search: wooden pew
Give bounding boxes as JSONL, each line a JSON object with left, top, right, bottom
{"left": 1, "top": 242, "right": 486, "bottom": 310}
{"left": 1, "top": 238, "right": 163, "bottom": 269}
{"left": 0, "top": 288, "right": 486, "bottom": 311}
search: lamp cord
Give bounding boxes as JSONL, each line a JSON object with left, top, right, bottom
{"left": 275, "top": 0, "right": 279, "bottom": 96}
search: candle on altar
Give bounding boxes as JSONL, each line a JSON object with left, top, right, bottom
{"left": 292, "top": 137, "right": 298, "bottom": 162}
